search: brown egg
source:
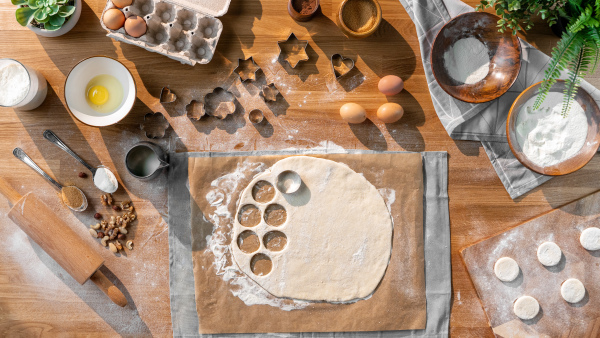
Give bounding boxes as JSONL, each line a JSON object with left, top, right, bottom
{"left": 340, "top": 103, "right": 367, "bottom": 124}
{"left": 378, "top": 75, "right": 404, "bottom": 96}
{"left": 125, "top": 15, "right": 147, "bottom": 38}
{"left": 377, "top": 103, "right": 404, "bottom": 123}
{"left": 103, "top": 9, "right": 126, "bottom": 30}
{"left": 111, "top": 0, "right": 132, "bottom": 8}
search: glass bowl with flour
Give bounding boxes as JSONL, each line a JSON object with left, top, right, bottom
{"left": 507, "top": 81, "right": 600, "bottom": 175}
{"left": 0, "top": 59, "right": 47, "bottom": 110}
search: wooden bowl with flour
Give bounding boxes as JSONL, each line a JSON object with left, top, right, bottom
{"left": 507, "top": 80, "right": 600, "bottom": 176}
{"left": 431, "top": 12, "right": 521, "bottom": 103}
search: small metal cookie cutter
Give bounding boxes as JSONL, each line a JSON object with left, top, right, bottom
{"left": 186, "top": 99, "right": 205, "bottom": 121}
{"left": 248, "top": 109, "right": 264, "bottom": 124}
{"left": 140, "top": 112, "right": 170, "bottom": 139}
{"left": 330, "top": 54, "right": 355, "bottom": 79}
{"left": 234, "top": 56, "right": 261, "bottom": 82}
{"left": 261, "top": 83, "right": 280, "bottom": 102}
{"left": 159, "top": 86, "right": 177, "bottom": 103}
{"left": 277, "top": 33, "right": 309, "bottom": 68}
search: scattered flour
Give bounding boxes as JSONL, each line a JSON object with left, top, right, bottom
{"left": 443, "top": 37, "right": 490, "bottom": 84}
{"left": 0, "top": 61, "right": 30, "bottom": 106}
{"left": 515, "top": 93, "right": 588, "bottom": 167}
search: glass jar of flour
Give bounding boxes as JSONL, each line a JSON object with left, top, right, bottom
{"left": 0, "top": 59, "right": 47, "bottom": 110}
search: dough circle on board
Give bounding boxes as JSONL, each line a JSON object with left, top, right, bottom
{"left": 513, "top": 296, "right": 540, "bottom": 320}
{"left": 494, "top": 257, "right": 519, "bottom": 282}
{"left": 561, "top": 278, "right": 585, "bottom": 303}
{"left": 537, "top": 241, "right": 562, "bottom": 266}
{"left": 230, "top": 156, "right": 394, "bottom": 302}
{"left": 580, "top": 227, "right": 600, "bottom": 251}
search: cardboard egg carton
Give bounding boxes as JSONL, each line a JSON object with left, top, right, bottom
{"left": 100, "top": 0, "right": 231, "bottom": 65}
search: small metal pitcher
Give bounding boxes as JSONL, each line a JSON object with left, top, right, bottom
{"left": 125, "top": 141, "right": 169, "bottom": 180}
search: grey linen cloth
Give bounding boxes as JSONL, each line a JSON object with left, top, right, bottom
{"left": 400, "top": 0, "right": 600, "bottom": 199}
{"left": 168, "top": 150, "right": 451, "bottom": 337}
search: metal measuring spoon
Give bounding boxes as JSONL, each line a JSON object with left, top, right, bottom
{"left": 43, "top": 130, "right": 118, "bottom": 193}
{"left": 13, "top": 148, "right": 88, "bottom": 212}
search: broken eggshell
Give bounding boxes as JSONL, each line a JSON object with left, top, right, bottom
{"left": 141, "top": 112, "right": 170, "bottom": 139}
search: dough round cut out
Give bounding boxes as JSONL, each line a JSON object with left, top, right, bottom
{"left": 230, "top": 156, "right": 393, "bottom": 302}
{"left": 561, "top": 278, "right": 585, "bottom": 303}
{"left": 513, "top": 296, "right": 540, "bottom": 320}
{"left": 494, "top": 257, "right": 519, "bottom": 282}
{"left": 580, "top": 227, "right": 600, "bottom": 251}
{"left": 537, "top": 241, "right": 562, "bottom": 267}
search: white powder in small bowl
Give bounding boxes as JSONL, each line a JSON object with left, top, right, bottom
{"left": 443, "top": 37, "right": 491, "bottom": 85}
{"left": 515, "top": 92, "right": 588, "bottom": 167}
{"left": 0, "top": 61, "right": 30, "bottom": 107}
{"left": 94, "top": 167, "right": 118, "bottom": 193}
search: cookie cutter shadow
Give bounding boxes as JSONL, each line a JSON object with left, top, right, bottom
{"left": 543, "top": 252, "right": 566, "bottom": 273}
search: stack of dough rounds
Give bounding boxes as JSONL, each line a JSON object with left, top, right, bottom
{"left": 494, "top": 257, "right": 519, "bottom": 282}
{"left": 561, "top": 278, "right": 585, "bottom": 303}
{"left": 513, "top": 296, "right": 540, "bottom": 320}
{"left": 580, "top": 227, "right": 600, "bottom": 251}
{"left": 537, "top": 242, "right": 562, "bottom": 266}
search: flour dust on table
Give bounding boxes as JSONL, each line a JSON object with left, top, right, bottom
{"left": 515, "top": 92, "right": 588, "bottom": 167}
{"left": 230, "top": 156, "right": 393, "bottom": 302}
{"left": 443, "top": 37, "right": 490, "bottom": 84}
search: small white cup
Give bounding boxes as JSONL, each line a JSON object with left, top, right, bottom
{"left": 0, "top": 59, "right": 48, "bottom": 111}
{"left": 64, "top": 56, "right": 136, "bottom": 127}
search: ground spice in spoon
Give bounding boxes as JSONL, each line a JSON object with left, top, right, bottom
{"left": 342, "top": 0, "right": 377, "bottom": 32}
{"left": 61, "top": 186, "right": 84, "bottom": 209}
{"left": 292, "top": 0, "right": 316, "bottom": 15}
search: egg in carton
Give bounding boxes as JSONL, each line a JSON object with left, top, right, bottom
{"left": 100, "top": 0, "right": 230, "bottom": 65}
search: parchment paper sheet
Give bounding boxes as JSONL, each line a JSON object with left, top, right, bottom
{"left": 189, "top": 153, "right": 425, "bottom": 334}
{"left": 462, "top": 190, "right": 600, "bottom": 337}
{"left": 168, "top": 150, "right": 451, "bottom": 337}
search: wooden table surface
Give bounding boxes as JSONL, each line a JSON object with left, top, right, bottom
{"left": 1, "top": 0, "right": 599, "bottom": 336}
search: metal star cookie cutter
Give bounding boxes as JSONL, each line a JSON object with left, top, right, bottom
{"left": 159, "top": 86, "right": 177, "bottom": 104}
{"left": 234, "top": 56, "right": 261, "bottom": 82}
{"left": 330, "top": 54, "right": 355, "bottom": 79}
{"left": 186, "top": 99, "right": 205, "bottom": 121}
{"left": 261, "top": 83, "right": 280, "bottom": 102}
{"left": 277, "top": 33, "right": 309, "bottom": 68}
{"left": 140, "top": 112, "right": 170, "bottom": 139}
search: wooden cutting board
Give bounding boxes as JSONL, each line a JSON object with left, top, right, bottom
{"left": 461, "top": 190, "right": 600, "bottom": 338}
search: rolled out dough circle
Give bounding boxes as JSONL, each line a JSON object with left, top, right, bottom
{"left": 494, "top": 257, "right": 519, "bottom": 282}
{"left": 537, "top": 242, "right": 562, "bottom": 267}
{"left": 561, "top": 278, "right": 585, "bottom": 303}
{"left": 513, "top": 296, "right": 540, "bottom": 320}
{"left": 230, "top": 156, "right": 393, "bottom": 302}
{"left": 580, "top": 227, "right": 600, "bottom": 251}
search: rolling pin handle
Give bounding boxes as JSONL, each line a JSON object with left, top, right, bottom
{"left": 0, "top": 177, "right": 23, "bottom": 205}
{"left": 90, "top": 270, "right": 128, "bottom": 307}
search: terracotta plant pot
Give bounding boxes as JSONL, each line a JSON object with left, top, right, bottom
{"left": 26, "top": 0, "right": 82, "bottom": 37}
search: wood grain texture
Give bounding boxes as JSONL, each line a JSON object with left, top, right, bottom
{"left": 0, "top": 0, "right": 598, "bottom": 336}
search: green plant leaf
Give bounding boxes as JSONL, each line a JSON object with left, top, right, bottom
{"left": 534, "top": 30, "right": 583, "bottom": 110}
{"left": 48, "top": 14, "right": 65, "bottom": 27}
{"left": 57, "top": 5, "right": 75, "bottom": 17}
{"left": 34, "top": 7, "right": 50, "bottom": 22}
{"left": 15, "top": 6, "right": 35, "bottom": 26}
{"left": 43, "top": 22, "right": 61, "bottom": 31}
{"left": 27, "top": 0, "right": 39, "bottom": 9}
{"left": 561, "top": 43, "right": 587, "bottom": 116}
{"left": 11, "top": 0, "right": 28, "bottom": 5}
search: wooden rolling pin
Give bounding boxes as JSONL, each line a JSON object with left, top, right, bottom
{"left": 0, "top": 178, "right": 127, "bottom": 307}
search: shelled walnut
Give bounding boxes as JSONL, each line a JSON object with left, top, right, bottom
{"left": 101, "top": 194, "right": 113, "bottom": 206}
{"left": 89, "top": 198, "right": 138, "bottom": 255}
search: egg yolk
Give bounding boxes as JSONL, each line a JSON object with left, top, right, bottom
{"left": 88, "top": 86, "right": 109, "bottom": 106}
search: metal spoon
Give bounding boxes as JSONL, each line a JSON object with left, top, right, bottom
{"left": 43, "top": 130, "right": 118, "bottom": 193}
{"left": 13, "top": 148, "right": 88, "bottom": 212}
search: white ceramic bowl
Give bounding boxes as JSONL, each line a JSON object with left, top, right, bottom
{"left": 65, "top": 56, "right": 136, "bottom": 127}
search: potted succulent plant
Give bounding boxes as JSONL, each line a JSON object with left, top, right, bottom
{"left": 478, "top": 0, "right": 600, "bottom": 115}
{"left": 12, "top": 0, "right": 82, "bottom": 37}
